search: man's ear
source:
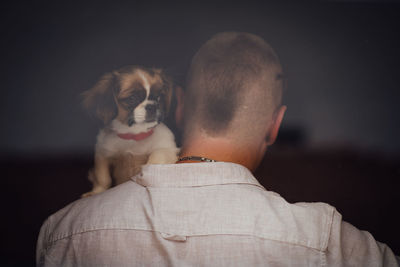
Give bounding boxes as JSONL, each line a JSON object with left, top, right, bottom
{"left": 175, "top": 86, "right": 185, "bottom": 130}
{"left": 265, "top": 105, "right": 287, "bottom": 146}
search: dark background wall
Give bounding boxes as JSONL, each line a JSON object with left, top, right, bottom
{"left": 2, "top": 1, "right": 400, "bottom": 155}
{"left": 1, "top": 0, "right": 399, "bottom": 265}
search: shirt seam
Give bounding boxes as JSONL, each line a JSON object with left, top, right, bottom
{"left": 45, "top": 226, "right": 326, "bottom": 251}
{"left": 320, "top": 207, "right": 336, "bottom": 251}
{"left": 138, "top": 182, "right": 266, "bottom": 189}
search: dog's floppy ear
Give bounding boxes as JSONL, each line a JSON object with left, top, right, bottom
{"left": 82, "top": 72, "right": 118, "bottom": 125}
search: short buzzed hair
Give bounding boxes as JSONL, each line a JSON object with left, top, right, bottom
{"left": 184, "top": 32, "right": 283, "bottom": 139}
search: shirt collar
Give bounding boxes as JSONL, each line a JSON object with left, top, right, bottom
{"left": 131, "top": 162, "right": 265, "bottom": 189}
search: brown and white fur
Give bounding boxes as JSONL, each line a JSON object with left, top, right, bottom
{"left": 82, "top": 65, "right": 179, "bottom": 197}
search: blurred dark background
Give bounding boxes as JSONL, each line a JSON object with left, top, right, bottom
{"left": 1, "top": 0, "right": 400, "bottom": 265}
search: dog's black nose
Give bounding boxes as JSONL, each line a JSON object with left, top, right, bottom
{"left": 145, "top": 104, "right": 157, "bottom": 117}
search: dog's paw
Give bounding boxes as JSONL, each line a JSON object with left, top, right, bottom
{"left": 81, "top": 191, "right": 96, "bottom": 198}
{"left": 81, "top": 187, "right": 106, "bottom": 198}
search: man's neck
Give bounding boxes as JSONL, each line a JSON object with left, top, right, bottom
{"left": 179, "top": 137, "right": 259, "bottom": 172}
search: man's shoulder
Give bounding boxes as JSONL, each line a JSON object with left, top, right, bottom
{"left": 40, "top": 180, "right": 145, "bottom": 244}
{"left": 232, "top": 186, "right": 337, "bottom": 251}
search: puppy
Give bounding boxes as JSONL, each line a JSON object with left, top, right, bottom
{"left": 82, "top": 65, "right": 179, "bottom": 197}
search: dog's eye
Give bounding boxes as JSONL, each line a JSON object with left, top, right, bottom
{"left": 120, "top": 89, "right": 146, "bottom": 108}
{"left": 125, "top": 95, "right": 138, "bottom": 104}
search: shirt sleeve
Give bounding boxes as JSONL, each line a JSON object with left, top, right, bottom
{"left": 36, "top": 218, "right": 50, "bottom": 267}
{"left": 326, "top": 210, "right": 399, "bottom": 267}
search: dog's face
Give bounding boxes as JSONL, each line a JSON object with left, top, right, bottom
{"left": 83, "top": 66, "right": 173, "bottom": 134}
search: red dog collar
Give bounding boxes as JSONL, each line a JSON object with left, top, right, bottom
{"left": 117, "top": 129, "right": 154, "bottom": 141}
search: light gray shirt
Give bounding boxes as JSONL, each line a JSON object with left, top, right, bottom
{"left": 37, "top": 162, "right": 399, "bottom": 266}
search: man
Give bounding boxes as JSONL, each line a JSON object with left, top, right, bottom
{"left": 37, "top": 32, "right": 399, "bottom": 266}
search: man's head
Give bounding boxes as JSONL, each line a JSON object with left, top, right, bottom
{"left": 178, "top": 32, "right": 286, "bottom": 170}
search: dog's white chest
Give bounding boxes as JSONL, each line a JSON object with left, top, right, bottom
{"left": 95, "top": 123, "right": 176, "bottom": 158}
